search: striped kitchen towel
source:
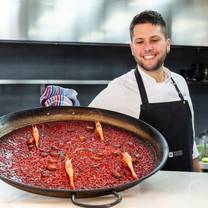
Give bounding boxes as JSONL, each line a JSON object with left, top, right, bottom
{"left": 40, "top": 85, "right": 80, "bottom": 107}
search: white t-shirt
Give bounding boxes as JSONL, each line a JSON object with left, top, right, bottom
{"left": 89, "top": 66, "right": 199, "bottom": 159}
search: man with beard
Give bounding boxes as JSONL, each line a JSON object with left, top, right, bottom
{"left": 89, "top": 10, "right": 201, "bottom": 172}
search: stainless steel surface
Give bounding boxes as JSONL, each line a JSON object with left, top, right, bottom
{"left": 171, "top": 0, "right": 208, "bottom": 46}
{"left": 0, "top": 79, "right": 110, "bottom": 85}
{"left": 0, "top": 0, "right": 207, "bottom": 46}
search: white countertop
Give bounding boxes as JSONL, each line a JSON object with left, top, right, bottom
{"left": 0, "top": 170, "right": 207, "bottom": 208}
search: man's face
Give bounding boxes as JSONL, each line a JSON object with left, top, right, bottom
{"left": 130, "top": 23, "right": 170, "bottom": 71}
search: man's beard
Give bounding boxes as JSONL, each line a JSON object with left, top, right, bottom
{"left": 135, "top": 50, "right": 167, "bottom": 72}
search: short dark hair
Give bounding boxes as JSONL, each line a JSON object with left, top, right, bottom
{"left": 129, "top": 10, "right": 167, "bottom": 40}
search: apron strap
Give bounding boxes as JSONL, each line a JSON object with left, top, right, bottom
{"left": 171, "top": 78, "right": 184, "bottom": 101}
{"left": 134, "top": 68, "right": 149, "bottom": 105}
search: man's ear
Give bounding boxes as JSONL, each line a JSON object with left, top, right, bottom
{"left": 166, "top": 38, "right": 171, "bottom": 54}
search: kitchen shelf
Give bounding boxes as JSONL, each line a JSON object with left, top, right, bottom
{"left": 187, "top": 81, "right": 208, "bottom": 85}
{"left": 1, "top": 39, "right": 208, "bottom": 50}
{"left": 0, "top": 79, "right": 110, "bottom": 85}
{"left": 1, "top": 79, "right": 208, "bottom": 86}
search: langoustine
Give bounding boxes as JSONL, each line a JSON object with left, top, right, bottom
{"left": 32, "top": 125, "right": 40, "bottom": 149}
{"left": 65, "top": 156, "right": 75, "bottom": 189}
{"left": 122, "top": 152, "right": 138, "bottom": 179}
{"left": 95, "top": 121, "right": 105, "bottom": 142}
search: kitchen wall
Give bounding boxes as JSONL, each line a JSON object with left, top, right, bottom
{"left": 0, "top": 0, "right": 208, "bottom": 136}
{"left": 0, "top": 0, "right": 208, "bottom": 46}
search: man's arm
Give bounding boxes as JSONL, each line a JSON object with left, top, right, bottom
{"left": 193, "top": 158, "right": 202, "bottom": 172}
{"left": 182, "top": 77, "right": 201, "bottom": 171}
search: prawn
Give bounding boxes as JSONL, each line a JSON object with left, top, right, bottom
{"left": 32, "top": 125, "right": 40, "bottom": 149}
{"left": 122, "top": 152, "right": 138, "bottom": 179}
{"left": 95, "top": 121, "right": 105, "bottom": 142}
{"left": 65, "top": 157, "right": 75, "bottom": 189}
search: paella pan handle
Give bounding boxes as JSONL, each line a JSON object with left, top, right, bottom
{"left": 71, "top": 191, "right": 122, "bottom": 208}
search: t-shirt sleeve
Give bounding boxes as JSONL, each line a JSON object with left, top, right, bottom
{"left": 89, "top": 81, "right": 126, "bottom": 112}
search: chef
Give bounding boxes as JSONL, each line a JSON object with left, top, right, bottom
{"left": 89, "top": 10, "right": 201, "bottom": 172}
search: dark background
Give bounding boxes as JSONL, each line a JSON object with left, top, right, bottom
{"left": 0, "top": 41, "right": 207, "bottom": 136}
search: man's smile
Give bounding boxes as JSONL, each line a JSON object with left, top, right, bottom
{"left": 143, "top": 55, "right": 156, "bottom": 60}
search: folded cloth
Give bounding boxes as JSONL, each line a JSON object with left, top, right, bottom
{"left": 43, "top": 95, "right": 73, "bottom": 107}
{"left": 40, "top": 85, "right": 80, "bottom": 107}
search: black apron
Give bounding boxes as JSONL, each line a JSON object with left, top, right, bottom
{"left": 134, "top": 68, "right": 194, "bottom": 171}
